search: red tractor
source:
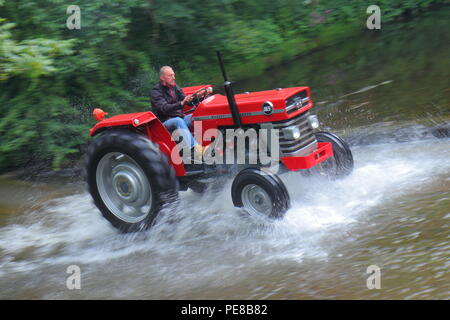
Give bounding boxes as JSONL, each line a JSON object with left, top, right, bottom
{"left": 86, "top": 52, "right": 354, "bottom": 232}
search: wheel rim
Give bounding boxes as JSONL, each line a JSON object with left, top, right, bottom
{"left": 241, "top": 184, "right": 273, "bottom": 216}
{"left": 96, "top": 152, "right": 152, "bottom": 223}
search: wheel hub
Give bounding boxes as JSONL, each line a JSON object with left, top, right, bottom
{"left": 96, "top": 152, "right": 153, "bottom": 223}
{"left": 112, "top": 168, "right": 138, "bottom": 203}
{"left": 111, "top": 163, "right": 150, "bottom": 207}
{"left": 241, "top": 184, "right": 272, "bottom": 216}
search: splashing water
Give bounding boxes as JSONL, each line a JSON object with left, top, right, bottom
{"left": 0, "top": 136, "right": 448, "bottom": 299}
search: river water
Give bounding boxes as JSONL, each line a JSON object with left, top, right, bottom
{"left": 0, "top": 10, "right": 449, "bottom": 299}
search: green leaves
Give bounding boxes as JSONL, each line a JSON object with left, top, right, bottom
{"left": 0, "top": 20, "right": 75, "bottom": 80}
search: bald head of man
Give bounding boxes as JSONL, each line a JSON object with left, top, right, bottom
{"left": 159, "top": 66, "right": 176, "bottom": 87}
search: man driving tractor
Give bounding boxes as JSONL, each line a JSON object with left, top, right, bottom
{"left": 150, "top": 66, "right": 207, "bottom": 157}
{"left": 87, "top": 52, "right": 354, "bottom": 233}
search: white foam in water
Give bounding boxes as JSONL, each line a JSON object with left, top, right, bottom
{"left": 0, "top": 139, "right": 449, "bottom": 283}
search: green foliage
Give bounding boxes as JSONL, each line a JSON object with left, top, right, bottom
{"left": 0, "top": 0, "right": 447, "bottom": 172}
{"left": 0, "top": 30, "right": 75, "bottom": 79}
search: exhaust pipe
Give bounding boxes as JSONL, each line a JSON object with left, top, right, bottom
{"left": 216, "top": 51, "right": 242, "bottom": 128}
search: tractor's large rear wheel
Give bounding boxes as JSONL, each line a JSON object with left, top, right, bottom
{"left": 312, "top": 131, "right": 354, "bottom": 178}
{"left": 86, "top": 130, "right": 178, "bottom": 233}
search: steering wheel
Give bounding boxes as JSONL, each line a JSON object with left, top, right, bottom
{"left": 184, "top": 87, "right": 212, "bottom": 113}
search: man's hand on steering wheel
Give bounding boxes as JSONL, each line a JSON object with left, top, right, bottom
{"left": 192, "top": 87, "right": 212, "bottom": 104}
{"left": 183, "top": 87, "right": 213, "bottom": 112}
{"left": 181, "top": 94, "right": 194, "bottom": 106}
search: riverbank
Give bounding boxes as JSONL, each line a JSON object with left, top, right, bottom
{"left": 0, "top": 157, "right": 86, "bottom": 182}
{"left": 175, "top": 4, "right": 448, "bottom": 85}
{"left": 178, "top": 20, "right": 362, "bottom": 85}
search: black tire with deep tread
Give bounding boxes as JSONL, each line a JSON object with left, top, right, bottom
{"left": 231, "top": 167, "right": 290, "bottom": 219}
{"left": 86, "top": 129, "right": 178, "bottom": 233}
{"left": 315, "top": 131, "right": 354, "bottom": 178}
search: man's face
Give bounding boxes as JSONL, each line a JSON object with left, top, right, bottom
{"left": 160, "top": 67, "right": 176, "bottom": 87}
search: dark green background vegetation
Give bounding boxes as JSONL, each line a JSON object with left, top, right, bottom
{"left": 0, "top": 0, "right": 446, "bottom": 172}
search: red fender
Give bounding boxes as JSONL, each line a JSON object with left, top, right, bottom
{"left": 89, "top": 111, "right": 186, "bottom": 176}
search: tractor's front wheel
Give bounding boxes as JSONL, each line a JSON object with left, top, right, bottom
{"left": 231, "top": 168, "right": 290, "bottom": 219}
{"left": 86, "top": 130, "right": 178, "bottom": 233}
{"left": 312, "top": 131, "right": 354, "bottom": 178}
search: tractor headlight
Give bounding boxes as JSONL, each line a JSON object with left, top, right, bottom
{"left": 308, "top": 115, "right": 320, "bottom": 129}
{"left": 283, "top": 126, "right": 301, "bottom": 140}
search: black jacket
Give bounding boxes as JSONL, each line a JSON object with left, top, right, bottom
{"left": 150, "top": 82, "right": 186, "bottom": 122}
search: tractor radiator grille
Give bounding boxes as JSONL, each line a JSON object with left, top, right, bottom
{"left": 285, "top": 90, "right": 309, "bottom": 114}
{"left": 271, "top": 111, "right": 317, "bottom": 156}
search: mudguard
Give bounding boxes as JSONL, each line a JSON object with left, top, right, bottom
{"left": 89, "top": 111, "right": 186, "bottom": 176}
{"left": 89, "top": 112, "right": 157, "bottom": 136}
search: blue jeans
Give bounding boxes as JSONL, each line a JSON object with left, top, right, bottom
{"left": 163, "top": 114, "right": 197, "bottom": 148}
